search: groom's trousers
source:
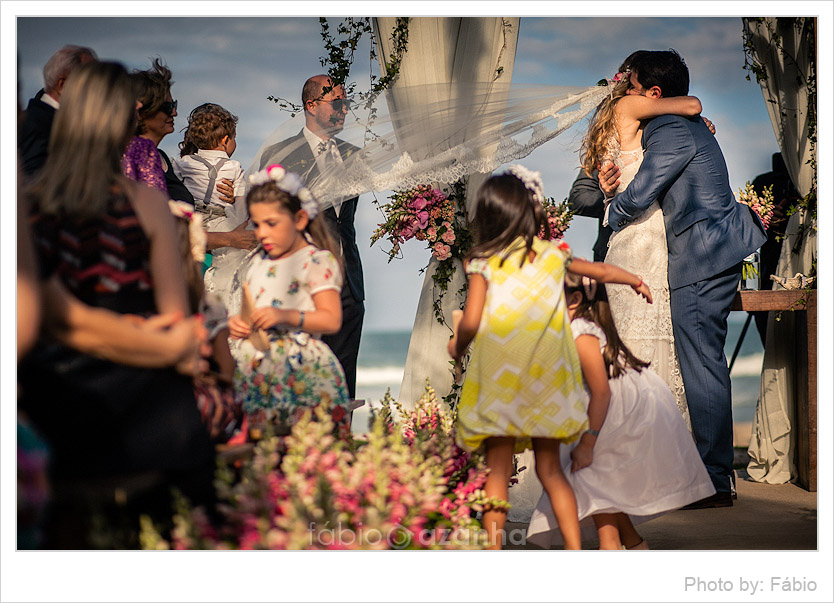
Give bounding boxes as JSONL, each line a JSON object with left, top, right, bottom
{"left": 670, "top": 262, "right": 742, "bottom": 494}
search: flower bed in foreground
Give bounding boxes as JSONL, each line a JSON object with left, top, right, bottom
{"left": 141, "top": 385, "right": 493, "bottom": 549}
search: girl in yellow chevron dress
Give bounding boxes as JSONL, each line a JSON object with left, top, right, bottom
{"left": 449, "top": 165, "right": 653, "bottom": 549}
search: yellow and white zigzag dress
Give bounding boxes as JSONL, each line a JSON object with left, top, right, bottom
{"left": 457, "top": 237, "right": 588, "bottom": 453}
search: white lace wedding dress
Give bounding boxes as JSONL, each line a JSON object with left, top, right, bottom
{"left": 604, "top": 144, "right": 691, "bottom": 429}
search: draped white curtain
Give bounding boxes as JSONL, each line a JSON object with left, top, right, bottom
{"left": 373, "top": 17, "right": 520, "bottom": 407}
{"left": 742, "top": 18, "right": 817, "bottom": 483}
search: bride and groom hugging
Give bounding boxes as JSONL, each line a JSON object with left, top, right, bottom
{"left": 594, "top": 50, "right": 766, "bottom": 508}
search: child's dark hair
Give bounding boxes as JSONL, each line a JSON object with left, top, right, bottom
{"left": 565, "top": 272, "right": 649, "bottom": 379}
{"left": 467, "top": 173, "right": 549, "bottom": 267}
{"left": 246, "top": 182, "right": 343, "bottom": 273}
{"left": 179, "top": 103, "right": 238, "bottom": 157}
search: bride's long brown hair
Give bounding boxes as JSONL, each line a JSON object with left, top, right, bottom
{"left": 580, "top": 77, "right": 630, "bottom": 178}
{"left": 580, "top": 50, "right": 648, "bottom": 177}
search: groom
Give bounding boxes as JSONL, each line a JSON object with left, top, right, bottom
{"left": 258, "top": 75, "right": 364, "bottom": 399}
{"left": 600, "top": 50, "right": 766, "bottom": 508}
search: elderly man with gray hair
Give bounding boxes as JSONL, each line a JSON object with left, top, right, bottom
{"left": 19, "top": 44, "right": 97, "bottom": 177}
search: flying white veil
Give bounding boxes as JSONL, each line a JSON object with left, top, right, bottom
{"left": 247, "top": 81, "right": 610, "bottom": 209}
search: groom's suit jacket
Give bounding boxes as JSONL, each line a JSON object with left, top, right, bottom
{"left": 258, "top": 132, "right": 364, "bottom": 302}
{"left": 607, "top": 115, "right": 767, "bottom": 289}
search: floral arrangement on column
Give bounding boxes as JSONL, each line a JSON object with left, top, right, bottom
{"left": 371, "top": 180, "right": 473, "bottom": 324}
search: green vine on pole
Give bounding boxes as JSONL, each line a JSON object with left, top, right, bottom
{"left": 267, "top": 17, "right": 410, "bottom": 119}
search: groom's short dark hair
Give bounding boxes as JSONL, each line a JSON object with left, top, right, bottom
{"left": 630, "top": 49, "right": 689, "bottom": 97}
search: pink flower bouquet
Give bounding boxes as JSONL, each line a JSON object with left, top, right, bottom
{"left": 538, "top": 197, "right": 575, "bottom": 241}
{"left": 737, "top": 181, "right": 775, "bottom": 229}
{"left": 371, "top": 185, "right": 470, "bottom": 263}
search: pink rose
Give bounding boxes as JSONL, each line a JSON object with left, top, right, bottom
{"left": 416, "top": 211, "right": 429, "bottom": 230}
{"left": 410, "top": 196, "right": 428, "bottom": 211}
{"left": 441, "top": 229, "right": 455, "bottom": 244}
{"left": 433, "top": 242, "right": 451, "bottom": 261}
{"left": 426, "top": 226, "right": 437, "bottom": 241}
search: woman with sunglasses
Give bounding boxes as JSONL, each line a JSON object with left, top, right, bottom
{"left": 120, "top": 58, "right": 171, "bottom": 191}
{"left": 131, "top": 59, "right": 257, "bottom": 258}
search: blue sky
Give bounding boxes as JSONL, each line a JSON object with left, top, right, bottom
{"left": 15, "top": 14, "right": 784, "bottom": 331}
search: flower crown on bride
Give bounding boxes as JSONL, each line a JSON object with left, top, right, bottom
{"left": 248, "top": 163, "right": 320, "bottom": 219}
{"left": 597, "top": 69, "right": 631, "bottom": 99}
{"left": 506, "top": 164, "right": 545, "bottom": 206}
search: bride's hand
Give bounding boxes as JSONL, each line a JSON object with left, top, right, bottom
{"left": 597, "top": 161, "right": 620, "bottom": 198}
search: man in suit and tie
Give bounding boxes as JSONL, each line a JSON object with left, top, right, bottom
{"left": 19, "top": 45, "right": 97, "bottom": 177}
{"left": 601, "top": 50, "right": 766, "bottom": 509}
{"left": 258, "top": 75, "right": 364, "bottom": 399}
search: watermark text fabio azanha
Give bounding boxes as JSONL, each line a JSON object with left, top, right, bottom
{"left": 307, "top": 522, "right": 532, "bottom": 549}
{"left": 684, "top": 576, "right": 818, "bottom": 595}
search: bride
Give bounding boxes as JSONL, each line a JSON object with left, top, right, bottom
{"left": 579, "top": 53, "right": 706, "bottom": 428}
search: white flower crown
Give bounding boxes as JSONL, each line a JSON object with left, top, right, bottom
{"left": 248, "top": 164, "right": 320, "bottom": 220}
{"left": 506, "top": 164, "right": 545, "bottom": 205}
{"left": 168, "top": 200, "right": 206, "bottom": 262}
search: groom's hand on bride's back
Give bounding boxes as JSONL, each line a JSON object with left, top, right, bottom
{"left": 597, "top": 161, "right": 621, "bottom": 198}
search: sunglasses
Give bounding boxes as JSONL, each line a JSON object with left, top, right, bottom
{"left": 159, "top": 99, "right": 178, "bottom": 116}
{"left": 310, "top": 97, "right": 351, "bottom": 112}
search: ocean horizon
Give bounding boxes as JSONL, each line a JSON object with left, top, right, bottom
{"left": 351, "top": 312, "right": 765, "bottom": 435}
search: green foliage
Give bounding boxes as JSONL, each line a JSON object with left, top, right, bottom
{"left": 267, "top": 17, "right": 410, "bottom": 119}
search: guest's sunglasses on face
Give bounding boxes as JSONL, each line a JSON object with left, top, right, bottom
{"left": 160, "top": 99, "right": 178, "bottom": 115}
{"left": 322, "top": 97, "right": 351, "bottom": 112}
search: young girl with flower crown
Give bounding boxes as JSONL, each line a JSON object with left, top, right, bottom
{"left": 227, "top": 164, "right": 352, "bottom": 438}
{"left": 526, "top": 271, "right": 715, "bottom": 550}
{"left": 448, "top": 165, "right": 653, "bottom": 550}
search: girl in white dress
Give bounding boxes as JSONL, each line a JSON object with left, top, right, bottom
{"left": 581, "top": 63, "right": 706, "bottom": 427}
{"left": 526, "top": 273, "right": 715, "bottom": 550}
{"left": 227, "top": 165, "right": 352, "bottom": 438}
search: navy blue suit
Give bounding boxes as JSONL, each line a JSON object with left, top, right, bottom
{"left": 19, "top": 91, "right": 56, "bottom": 178}
{"left": 608, "top": 115, "right": 767, "bottom": 493}
{"left": 259, "top": 132, "right": 365, "bottom": 399}
{"left": 567, "top": 168, "right": 610, "bottom": 262}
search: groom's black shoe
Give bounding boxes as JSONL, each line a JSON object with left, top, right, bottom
{"left": 681, "top": 492, "right": 734, "bottom": 510}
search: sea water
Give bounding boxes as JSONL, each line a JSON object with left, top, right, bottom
{"left": 351, "top": 312, "right": 765, "bottom": 435}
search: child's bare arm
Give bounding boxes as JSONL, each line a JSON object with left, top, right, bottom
{"left": 568, "top": 257, "right": 652, "bottom": 303}
{"left": 448, "top": 273, "right": 487, "bottom": 360}
{"left": 249, "top": 289, "right": 342, "bottom": 335}
{"left": 570, "top": 334, "right": 611, "bottom": 472}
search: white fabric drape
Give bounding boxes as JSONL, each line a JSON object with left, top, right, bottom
{"left": 742, "top": 18, "right": 817, "bottom": 483}
{"left": 373, "top": 17, "right": 520, "bottom": 407}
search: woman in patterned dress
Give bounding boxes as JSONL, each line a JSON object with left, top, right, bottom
{"left": 448, "top": 166, "right": 652, "bottom": 549}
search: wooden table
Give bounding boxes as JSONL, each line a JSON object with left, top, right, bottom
{"left": 731, "top": 289, "right": 817, "bottom": 491}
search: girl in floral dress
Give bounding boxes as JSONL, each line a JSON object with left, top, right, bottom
{"left": 448, "top": 165, "right": 653, "bottom": 550}
{"left": 227, "top": 165, "right": 351, "bottom": 437}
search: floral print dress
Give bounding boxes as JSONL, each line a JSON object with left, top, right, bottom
{"left": 230, "top": 245, "right": 351, "bottom": 435}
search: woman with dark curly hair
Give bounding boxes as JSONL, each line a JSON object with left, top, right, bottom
{"left": 121, "top": 58, "right": 170, "bottom": 191}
